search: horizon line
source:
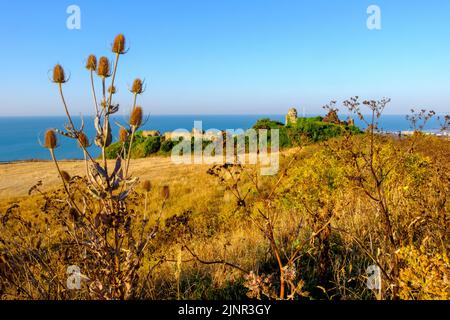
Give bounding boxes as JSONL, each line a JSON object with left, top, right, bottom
{"left": 0, "top": 113, "right": 440, "bottom": 118}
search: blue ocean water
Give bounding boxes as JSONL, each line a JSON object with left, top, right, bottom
{"left": 0, "top": 114, "right": 444, "bottom": 162}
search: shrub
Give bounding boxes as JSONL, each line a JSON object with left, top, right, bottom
{"left": 252, "top": 118, "right": 284, "bottom": 130}
{"left": 105, "top": 141, "right": 123, "bottom": 159}
{"left": 160, "top": 139, "right": 177, "bottom": 153}
{"left": 143, "top": 136, "right": 161, "bottom": 156}
{"left": 397, "top": 245, "right": 450, "bottom": 300}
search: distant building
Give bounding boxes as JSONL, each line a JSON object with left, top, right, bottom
{"left": 164, "top": 131, "right": 191, "bottom": 141}
{"left": 348, "top": 117, "right": 355, "bottom": 126}
{"left": 142, "top": 130, "right": 161, "bottom": 138}
{"left": 163, "top": 128, "right": 223, "bottom": 142}
{"left": 285, "top": 108, "right": 298, "bottom": 126}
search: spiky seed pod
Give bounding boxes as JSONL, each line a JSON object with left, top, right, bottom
{"left": 119, "top": 127, "right": 129, "bottom": 143}
{"left": 86, "top": 54, "right": 97, "bottom": 71}
{"left": 52, "top": 64, "right": 66, "bottom": 84}
{"left": 60, "top": 171, "right": 71, "bottom": 182}
{"left": 44, "top": 129, "right": 57, "bottom": 149}
{"left": 142, "top": 180, "right": 152, "bottom": 192}
{"left": 129, "top": 106, "right": 143, "bottom": 128}
{"left": 112, "top": 34, "right": 126, "bottom": 54}
{"left": 108, "top": 85, "right": 116, "bottom": 94}
{"left": 161, "top": 185, "right": 170, "bottom": 200}
{"left": 78, "top": 132, "right": 90, "bottom": 148}
{"left": 97, "top": 56, "right": 110, "bottom": 78}
{"left": 131, "top": 78, "right": 143, "bottom": 94}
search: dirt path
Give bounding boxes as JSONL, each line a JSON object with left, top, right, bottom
{"left": 0, "top": 157, "right": 210, "bottom": 200}
{"left": 0, "top": 148, "right": 295, "bottom": 200}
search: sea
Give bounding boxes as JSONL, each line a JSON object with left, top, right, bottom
{"left": 0, "top": 114, "right": 445, "bottom": 162}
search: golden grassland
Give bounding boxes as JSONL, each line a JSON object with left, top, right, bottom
{"left": 0, "top": 157, "right": 211, "bottom": 200}
{"left": 0, "top": 134, "right": 448, "bottom": 300}
{"left": 0, "top": 154, "right": 264, "bottom": 299}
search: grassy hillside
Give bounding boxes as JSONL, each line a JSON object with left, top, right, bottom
{"left": 1, "top": 133, "right": 448, "bottom": 300}
{"left": 105, "top": 116, "right": 361, "bottom": 159}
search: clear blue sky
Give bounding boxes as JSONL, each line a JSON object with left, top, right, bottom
{"left": 0, "top": 0, "right": 449, "bottom": 116}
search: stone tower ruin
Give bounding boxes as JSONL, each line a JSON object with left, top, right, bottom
{"left": 285, "top": 107, "right": 298, "bottom": 126}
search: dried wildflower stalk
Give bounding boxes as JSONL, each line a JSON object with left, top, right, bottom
{"left": 42, "top": 34, "right": 160, "bottom": 299}
{"left": 206, "top": 159, "right": 309, "bottom": 300}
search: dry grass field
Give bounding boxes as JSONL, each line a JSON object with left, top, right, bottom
{"left": 1, "top": 135, "right": 448, "bottom": 300}
{"left": 0, "top": 157, "right": 210, "bottom": 200}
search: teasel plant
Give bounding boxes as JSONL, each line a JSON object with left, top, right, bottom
{"left": 39, "top": 34, "right": 163, "bottom": 299}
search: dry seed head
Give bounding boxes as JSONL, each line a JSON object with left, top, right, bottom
{"left": 142, "top": 180, "right": 152, "bottom": 192}
{"left": 108, "top": 85, "right": 117, "bottom": 94}
{"left": 129, "top": 106, "right": 143, "bottom": 128}
{"left": 60, "top": 171, "right": 71, "bottom": 182}
{"left": 86, "top": 54, "right": 97, "bottom": 71}
{"left": 131, "top": 78, "right": 143, "bottom": 94}
{"left": 161, "top": 185, "right": 170, "bottom": 200}
{"left": 44, "top": 129, "right": 57, "bottom": 149}
{"left": 78, "top": 132, "right": 90, "bottom": 148}
{"left": 52, "top": 64, "right": 66, "bottom": 84}
{"left": 119, "top": 127, "right": 129, "bottom": 143}
{"left": 97, "top": 56, "right": 111, "bottom": 78}
{"left": 112, "top": 34, "right": 126, "bottom": 54}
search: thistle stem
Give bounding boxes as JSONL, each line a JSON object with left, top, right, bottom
{"left": 90, "top": 70, "right": 99, "bottom": 116}
{"left": 125, "top": 126, "right": 136, "bottom": 179}
{"left": 83, "top": 150, "right": 89, "bottom": 178}
{"left": 49, "top": 149, "right": 81, "bottom": 214}
{"left": 58, "top": 83, "right": 76, "bottom": 130}
{"left": 102, "top": 53, "right": 120, "bottom": 173}
{"left": 132, "top": 93, "right": 137, "bottom": 110}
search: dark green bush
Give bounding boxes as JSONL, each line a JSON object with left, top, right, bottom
{"left": 160, "top": 139, "right": 176, "bottom": 153}
{"left": 143, "top": 136, "right": 161, "bottom": 155}
{"left": 105, "top": 141, "right": 123, "bottom": 159}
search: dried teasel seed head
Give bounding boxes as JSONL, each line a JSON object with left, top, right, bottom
{"left": 119, "top": 127, "right": 129, "bottom": 143}
{"left": 78, "top": 132, "right": 90, "bottom": 148}
{"left": 129, "top": 106, "right": 143, "bottom": 128}
{"left": 60, "top": 171, "right": 71, "bottom": 182}
{"left": 97, "top": 56, "right": 111, "bottom": 78}
{"left": 108, "top": 85, "right": 117, "bottom": 94}
{"left": 142, "top": 180, "right": 152, "bottom": 192}
{"left": 52, "top": 64, "right": 66, "bottom": 84}
{"left": 161, "top": 185, "right": 170, "bottom": 200}
{"left": 44, "top": 129, "right": 57, "bottom": 149}
{"left": 86, "top": 54, "right": 97, "bottom": 71}
{"left": 112, "top": 34, "right": 126, "bottom": 54}
{"left": 131, "top": 78, "right": 143, "bottom": 94}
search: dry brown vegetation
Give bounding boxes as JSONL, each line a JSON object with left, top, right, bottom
{"left": 1, "top": 132, "right": 448, "bottom": 300}
{"left": 0, "top": 35, "right": 449, "bottom": 300}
